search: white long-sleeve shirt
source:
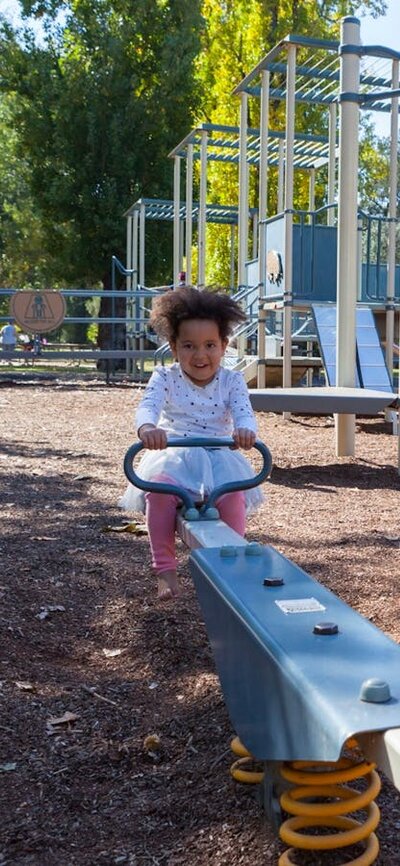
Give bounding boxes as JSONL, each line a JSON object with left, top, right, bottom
{"left": 135, "top": 363, "right": 257, "bottom": 438}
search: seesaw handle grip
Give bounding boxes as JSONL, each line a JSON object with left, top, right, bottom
{"left": 123, "top": 437, "right": 272, "bottom": 513}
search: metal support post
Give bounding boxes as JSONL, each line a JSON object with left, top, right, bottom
{"left": 308, "top": 169, "right": 315, "bottom": 219}
{"left": 335, "top": 17, "right": 361, "bottom": 456}
{"left": 282, "top": 43, "right": 296, "bottom": 410}
{"left": 173, "top": 156, "right": 181, "bottom": 288}
{"left": 139, "top": 201, "right": 145, "bottom": 288}
{"left": 198, "top": 130, "right": 208, "bottom": 290}
{"left": 258, "top": 70, "right": 269, "bottom": 388}
{"left": 278, "top": 140, "right": 285, "bottom": 214}
{"left": 328, "top": 102, "right": 337, "bottom": 226}
{"left": 186, "top": 143, "right": 193, "bottom": 285}
{"left": 238, "top": 92, "right": 249, "bottom": 290}
{"left": 125, "top": 215, "right": 133, "bottom": 374}
{"left": 230, "top": 224, "right": 235, "bottom": 290}
{"left": 385, "top": 59, "right": 399, "bottom": 390}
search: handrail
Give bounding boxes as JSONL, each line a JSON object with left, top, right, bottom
{"left": 153, "top": 342, "right": 172, "bottom": 365}
{"left": 123, "top": 437, "right": 272, "bottom": 519}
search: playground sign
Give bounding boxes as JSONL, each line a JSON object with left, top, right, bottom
{"left": 10, "top": 290, "right": 66, "bottom": 333}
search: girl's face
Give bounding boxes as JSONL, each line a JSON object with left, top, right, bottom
{"left": 170, "top": 319, "right": 228, "bottom": 386}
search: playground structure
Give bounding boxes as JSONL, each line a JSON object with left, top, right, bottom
{"left": 1, "top": 18, "right": 400, "bottom": 451}
{"left": 160, "top": 17, "right": 400, "bottom": 456}
{"left": 124, "top": 437, "right": 400, "bottom": 864}
{"left": 123, "top": 195, "right": 258, "bottom": 293}
{"left": 235, "top": 17, "right": 400, "bottom": 456}
{"left": 120, "top": 28, "right": 400, "bottom": 860}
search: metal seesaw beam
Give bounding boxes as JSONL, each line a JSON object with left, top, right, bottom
{"left": 123, "top": 437, "right": 400, "bottom": 794}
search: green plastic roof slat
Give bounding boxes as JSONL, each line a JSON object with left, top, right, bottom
{"left": 233, "top": 33, "right": 339, "bottom": 95}
{"left": 231, "top": 30, "right": 399, "bottom": 119}
{"left": 124, "top": 198, "right": 257, "bottom": 225}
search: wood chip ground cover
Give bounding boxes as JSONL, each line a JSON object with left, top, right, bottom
{"left": 0, "top": 378, "right": 399, "bottom": 865}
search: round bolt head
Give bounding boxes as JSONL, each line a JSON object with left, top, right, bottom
{"left": 220, "top": 545, "right": 238, "bottom": 558}
{"left": 313, "top": 621, "right": 339, "bottom": 635}
{"left": 263, "top": 577, "right": 284, "bottom": 587}
{"left": 184, "top": 507, "right": 199, "bottom": 521}
{"left": 202, "top": 506, "right": 220, "bottom": 520}
{"left": 245, "top": 542, "right": 263, "bottom": 556}
{"left": 359, "top": 678, "right": 391, "bottom": 703}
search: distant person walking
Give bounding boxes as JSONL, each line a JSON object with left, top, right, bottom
{"left": 0, "top": 321, "right": 17, "bottom": 353}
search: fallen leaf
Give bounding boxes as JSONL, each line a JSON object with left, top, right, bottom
{"left": 103, "top": 648, "right": 123, "bottom": 658}
{"left": 47, "top": 711, "right": 79, "bottom": 726}
{"left": 30, "top": 536, "right": 58, "bottom": 542}
{"left": 143, "top": 733, "right": 163, "bottom": 763}
{"left": 143, "top": 734, "right": 161, "bottom": 752}
{"left": 102, "top": 522, "right": 147, "bottom": 535}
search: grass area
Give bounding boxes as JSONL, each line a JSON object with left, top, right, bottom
{"left": 0, "top": 357, "right": 156, "bottom": 379}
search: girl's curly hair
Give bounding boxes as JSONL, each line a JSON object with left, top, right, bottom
{"left": 149, "top": 287, "right": 247, "bottom": 343}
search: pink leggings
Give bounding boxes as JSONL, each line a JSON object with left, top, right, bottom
{"left": 145, "top": 474, "right": 246, "bottom": 574}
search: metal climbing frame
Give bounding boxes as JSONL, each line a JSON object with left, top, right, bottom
{"left": 233, "top": 18, "right": 400, "bottom": 454}
{"left": 166, "top": 122, "right": 333, "bottom": 290}
{"left": 124, "top": 195, "right": 257, "bottom": 292}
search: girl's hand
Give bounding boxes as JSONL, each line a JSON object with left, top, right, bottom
{"left": 138, "top": 424, "right": 167, "bottom": 450}
{"left": 232, "top": 428, "right": 256, "bottom": 450}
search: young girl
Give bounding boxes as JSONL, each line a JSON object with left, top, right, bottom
{"left": 119, "top": 287, "right": 264, "bottom": 600}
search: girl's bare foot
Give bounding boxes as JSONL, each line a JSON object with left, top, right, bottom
{"left": 157, "top": 570, "right": 181, "bottom": 600}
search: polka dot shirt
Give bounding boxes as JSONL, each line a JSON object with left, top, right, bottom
{"left": 135, "top": 363, "right": 257, "bottom": 438}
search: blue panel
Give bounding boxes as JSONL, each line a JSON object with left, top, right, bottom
{"left": 312, "top": 304, "right": 360, "bottom": 386}
{"left": 325, "top": 364, "right": 336, "bottom": 385}
{"left": 190, "top": 544, "right": 400, "bottom": 762}
{"left": 356, "top": 307, "right": 392, "bottom": 392}
{"left": 312, "top": 304, "right": 392, "bottom": 390}
{"left": 360, "top": 264, "right": 400, "bottom": 304}
{"left": 358, "top": 346, "right": 386, "bottom": 366}
{"left": 292, "top": 224, "right": 337, "bottom": 301}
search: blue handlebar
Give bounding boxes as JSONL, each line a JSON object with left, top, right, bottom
{"left": 123, "top": 437, "right": 272, "bottom": 518}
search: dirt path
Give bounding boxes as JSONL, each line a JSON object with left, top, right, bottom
{"left": 1, "top": 379, "right": 399, "bottom": 865}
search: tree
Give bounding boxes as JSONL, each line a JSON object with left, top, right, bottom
{"left": 0, "top": 0, "right": 203, "bottom": 289}
{"left": 192, "top": 0, "right": 389, "bottom": 287}
{"left": 0, "top": 92, "right": 49, "bottom": 292}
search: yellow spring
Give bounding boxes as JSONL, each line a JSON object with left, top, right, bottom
{"left": 230, "top": 736, "right": 264, "bottom": 784}
{"left": 278, "top": 752, "right": 381, "bottom": 866}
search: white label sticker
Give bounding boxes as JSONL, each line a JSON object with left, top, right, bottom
{"left": 275, "top": 597, "right": 326, "bottom": 614}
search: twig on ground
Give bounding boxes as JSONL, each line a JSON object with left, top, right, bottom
{"left": 81, "top": 685, "right": 118, "bottom": 707}
{"left": 208, "top": 747, "right": 232, "bottom": 772}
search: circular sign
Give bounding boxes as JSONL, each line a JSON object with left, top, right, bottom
{"left": 10, "top": 291, "right": 66, "bottom": 334}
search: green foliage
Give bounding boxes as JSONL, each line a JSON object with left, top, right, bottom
{"left": 191, "top": 0, "right": 390, "bottom": 287}
{"left": 0, "top": 0, "right": 393, "bottom": 296}
{"left": 0, "top": 0, "right": 203, "bottom": 288}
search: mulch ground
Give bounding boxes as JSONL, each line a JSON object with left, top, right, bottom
{"left": 1, "top": 376, "right": 400, "bottom": 866}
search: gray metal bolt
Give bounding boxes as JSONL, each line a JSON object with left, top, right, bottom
{"left": 359, "top": 678, "right": 391, "bottom": 703}
{"left": 245, "top": 542, "right": 263, "bottom": 556}
{"left": 220, "top": 545, "right": 238, "bottom": 558}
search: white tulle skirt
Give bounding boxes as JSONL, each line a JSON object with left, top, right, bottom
{"left": 118, "top": 445, "right": 264, "bottom": 515}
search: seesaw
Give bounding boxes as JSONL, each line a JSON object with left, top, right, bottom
{"left": 124, "top": 437, "right": 400, "bottom": 865}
